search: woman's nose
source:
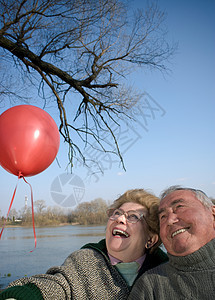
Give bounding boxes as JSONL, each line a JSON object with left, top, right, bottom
{"left": 116, "top": 213, "right": 127, "bottom": 223}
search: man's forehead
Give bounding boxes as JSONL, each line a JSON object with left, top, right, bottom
{"left": 159, "top": 190, "right": 193, "bottom": 208}
{"left": 159, "top": 198, "right": 183, "bottom": 210}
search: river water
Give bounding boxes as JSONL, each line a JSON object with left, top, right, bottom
{"left": 0, "top": 225, "right": 106, "bottom": 290}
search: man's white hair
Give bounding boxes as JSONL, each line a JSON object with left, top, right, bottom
{"left": 160, "top": 185, "right": 213, "bottom": 209}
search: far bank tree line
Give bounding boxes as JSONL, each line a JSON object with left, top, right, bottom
{"left": 1, "top": 197, "right": 215, "bottom": 227}
{"left": 1, "top": 198, "right": 109, "bottom": 227}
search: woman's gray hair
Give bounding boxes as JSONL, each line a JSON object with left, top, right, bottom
{"left": 160, "top": 185, "right": 213, "bottom": 209}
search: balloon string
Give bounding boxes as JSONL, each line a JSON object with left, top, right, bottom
{"left": 22, "top": 176, "right": 37, "bottom": 252}
{"left": 0, "top": 177, "right": 20, "bottom": 240}
{"left": 0, "top": 172, "right": 37, "bottom": 252}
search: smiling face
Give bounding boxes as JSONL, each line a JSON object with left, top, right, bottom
{"left": 106, "top": 202, "right": 155, "bottom": 262}
{"left": 159, "top": 190, "right": 215, "bottom": 256}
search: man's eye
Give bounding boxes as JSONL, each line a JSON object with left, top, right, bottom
{"left": 159, "top": 214, "right": 166, "bottom": 220}
{"left": 176, "top": 204, "right": 184, "bottom": 209}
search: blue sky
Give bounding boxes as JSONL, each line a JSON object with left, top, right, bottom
{"left": 0, "top": 0, "right": 215, "bottom": 215}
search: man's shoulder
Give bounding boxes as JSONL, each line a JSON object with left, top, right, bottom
{"left": 145, "top": 260, "right": 169, "bottom": 275}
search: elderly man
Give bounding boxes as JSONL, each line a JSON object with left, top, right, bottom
{"left": 129, "top": 186, "right": 215, "bottom": 300}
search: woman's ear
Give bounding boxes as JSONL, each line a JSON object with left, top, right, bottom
{"left": 145, "top": 234, "right": 159, "bottom": 249}
{"left": 212, "top": 205, "right": 215, "bottom": 229}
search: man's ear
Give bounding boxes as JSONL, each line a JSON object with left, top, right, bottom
{"left": 145, "top": 234, "right": 159, "bottom": 249}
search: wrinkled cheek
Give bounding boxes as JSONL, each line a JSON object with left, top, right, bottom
{"left": 105, "top": 220, "right": 113, "bottom": 238}
{"left": 135, "top": 242, "right": 146, "bottom": 256}
{"left": 160, "top": 234, "right": 171, "bottom": 252}
{"left": 159, "top": 230, "right": 166, "bottom": 243}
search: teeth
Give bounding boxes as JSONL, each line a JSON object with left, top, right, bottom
{"left": 113, "top": 229, "right": 129, "bottom": 237}
{"left": 172, "top": 228, "right": 187, "bottom": 238}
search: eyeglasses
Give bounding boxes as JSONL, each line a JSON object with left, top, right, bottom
{"left": 107, "top": 208, "right": 145, "bottom": 224}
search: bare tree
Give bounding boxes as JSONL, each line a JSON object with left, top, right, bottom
{"left": 20, "top": 206, "right": 32, "bottom": 224}
{"left": 0, "top": 0, "right": 175, "bottom": 168}
{"left": 8, "top": 208, "right": 18, "bottom": 220}
{"left": 34, "top": 199, "right": 46, "bottom": 214}
{"left": 72, "top": 198, "right": 108, "bottom": 224}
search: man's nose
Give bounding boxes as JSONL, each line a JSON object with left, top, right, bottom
{"left": 166, "top": 211, "right": 179, "bottom": 225}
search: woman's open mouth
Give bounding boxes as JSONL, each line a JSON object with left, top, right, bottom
{"left": 112, "top": 228, "right": 129, "bottom": 238}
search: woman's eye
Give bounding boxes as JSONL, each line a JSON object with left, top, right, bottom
{"left": 114, "top": 210, "right": 121, "bottom": 216}
{"left": 129, "top": 214, "right": 138, "bottom": 220}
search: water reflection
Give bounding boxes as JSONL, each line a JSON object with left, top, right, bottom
{"left": 6, "top": 232, "right": 105, "bottom": 240}
{"left": 0, "top": 225, "right": 106, "bottom": 290}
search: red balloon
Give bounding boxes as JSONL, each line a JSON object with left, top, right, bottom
{"left": 0, "top": 105, "right": 60, "bottom": 177}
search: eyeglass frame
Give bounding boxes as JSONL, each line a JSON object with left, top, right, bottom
{"left": 107, "top": 208, "right": 147, "bottom": 224}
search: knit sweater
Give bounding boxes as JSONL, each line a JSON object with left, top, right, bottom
{"left": 129, "top": 238, "right": 215, "bottom": 300}
{"left": 0, "top": 239, "right": 168, "bottom": 300}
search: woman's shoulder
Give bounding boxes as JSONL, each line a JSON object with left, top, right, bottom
{"left": 63, "top": 239, "right": 108, "bottom": 266}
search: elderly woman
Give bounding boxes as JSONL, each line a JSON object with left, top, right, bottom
{"left": 0, "top": 189, "right": 168, "bottom": 300}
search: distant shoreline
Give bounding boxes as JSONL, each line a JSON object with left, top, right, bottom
{"left": 0, "top": 222, "right": 80, "bottom": 229}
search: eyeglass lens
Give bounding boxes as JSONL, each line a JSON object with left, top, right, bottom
{"left": 109, "top": 209, "right": 142, "bottom": 223}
